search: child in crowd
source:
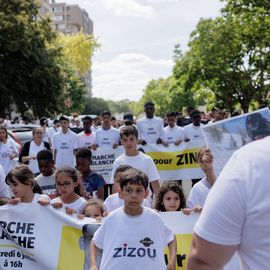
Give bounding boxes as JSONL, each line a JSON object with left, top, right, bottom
{"left": 104, "top": 165, "right": 150, "bottom": 214}
{"left": 155, "top": 181, "right": 186, "bottom": 212}
{"left": 187, "top": 147, "right": 216, "bottom": 210}
{"left": 83, "top": 199, "right": 104, "bottom": 220}
{"left": 111, "top": 125, "right": 160, "bottom": 205}
{"left": 5, "top": 165, "right": 50, "bottom": 204}
{"left": 51, "top": 166, "right": 87, "bottom": 214}
{"left": 36, "top": 149, "right": 57, "bottom": 199}
{"left": 90, "top": 168, "right": 177, "bottom": 270}
{"left": 75, "top": 148, "right": 105, "bottom": 200}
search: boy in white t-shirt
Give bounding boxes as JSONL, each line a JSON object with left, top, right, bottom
{"left": 161, "top": 112, "right": 184, "bottom": 146}
{"left": 91, "top": 168, "right": 177, "bottom": 270}
{"left": 75, "top": 116, "right": 96, "bottom": 151}
{"left": 104, "top": 165, "right": 149, "bottom": 213}
{"left": 91, "top": 111, "right": 120, "bottom": 150}
{"left": 53, "top": 115, "right": 77, "bottom": 168}
{"left": 110, "top": 125, "right": 160, "bottom": 201}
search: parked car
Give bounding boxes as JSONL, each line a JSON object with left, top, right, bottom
{"left": 8, "top": 125, "right": 38, "bottom": 147}
{"left": 7, "top": 130, "right": 22, "bottom": 153}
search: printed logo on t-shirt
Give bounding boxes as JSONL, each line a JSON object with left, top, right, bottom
{"left": 147, "top": 127, "right": 157, "bottom": 136}
{"left": 140, "top": 237, "right": 154, "bottom": 247}
{"left": 60, "top": 142, "right": 69, "bottom": 149}
{"left": 112, "top": 238, "right": 156, "bottom": 259}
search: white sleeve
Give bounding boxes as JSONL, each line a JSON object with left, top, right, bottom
{"left": 147, "top": 158, "right": 160, "bottom": 182}
{"left": 194, "top": 153, "right": 247, "bottom": 245}
{"left": 52, "top": 134, "right": 58, "bottom": 150}
{"left": 74, "top": 135, "right": 79, "bottom": 149}
{"left": 110, "top": 160, "right": 119, "bottom": 184}
{"left": 92, "top": 217, "right": 109, "bottom": 249}
{"left": 0, "top": 166, "right": 9, "bottom": 198}
{"left": 10, "top": 139, "right": 19, "bottom": 155}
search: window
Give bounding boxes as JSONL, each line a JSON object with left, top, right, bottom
{"left": 58, "top": 24, "right": 65, "bottom": 30}
{"left": 52, "top": 15, "right": 63, "bottom": 21}
{"left": 52, "top": 6, "right": 63, "bottom": 13}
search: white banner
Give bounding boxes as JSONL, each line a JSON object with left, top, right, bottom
{"left": 91, "top": 141, "right": 205, "bottom": 182}
{"left": 0, "top": 204, "right": 199, "bottom": 270}
{"left": 0, "top": 204, "right": 99, "bottom": 270}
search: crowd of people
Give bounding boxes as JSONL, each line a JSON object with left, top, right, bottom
{"left": 0, "top": 102, "right": 270, "bottom": 269}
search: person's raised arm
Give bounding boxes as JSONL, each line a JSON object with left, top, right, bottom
{"left": 90, "top": 240, "right": 99, "bottom": 270}
{"left": 150, "top": 180, "right": 160, "bottom": 197}
{"left": 167, "top": 235, "right": 177, "bottom": 270}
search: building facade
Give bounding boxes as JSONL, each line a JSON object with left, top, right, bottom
{"left": 39, "top": 0, "right": 93, "bottom": 94}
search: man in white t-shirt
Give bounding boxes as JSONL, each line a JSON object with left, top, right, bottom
{"left": 111, "top": 126, "right": 160, "bottom": 203}
{"left": 187, "top": 136, "right": 270, "bottom": 270}
{"left": 136, "top": 101, "right": 164, "bottom": 145}
{"left": 75, "top": 116, "right": 96, "bottom": 151}
{"left": 183, "top": 109, "right": 205, "bottom": 143}
{"left": 92, "top": 111, "right": 120, "bottom": 150}
{"left": 183, "top": 109, "right": 205, "bottom": 186}
{"left": 161, "top": 112, "right": 184, "bottom": 146}
{"left": 53, "top": 115, "right": 77, "bottom": 168}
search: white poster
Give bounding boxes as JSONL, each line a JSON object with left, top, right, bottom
{"left": 202, "top": 108, "right": 270, "bottom": 175}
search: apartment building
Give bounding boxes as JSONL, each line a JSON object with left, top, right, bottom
{"left": 38, "top": 0, "right": 94, "bottom": 94}
{"left": 50, "top": 0, "right": 93, "bottom": 35}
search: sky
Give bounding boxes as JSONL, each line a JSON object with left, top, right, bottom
{"left": 64, "top": 0, "right": 225, "bottom": 101}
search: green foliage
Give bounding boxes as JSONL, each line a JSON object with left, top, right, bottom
{"left": 82, "top": 97, "right": 109, "bottom": 115}
{"left": 57, "top": 31, "right": 99, "bottom": 76}
{"left": 133, "top": 0, "right": 270, "bottom": 113}
{"left": 0, "top": 0, "right": 64, "bottom": 116}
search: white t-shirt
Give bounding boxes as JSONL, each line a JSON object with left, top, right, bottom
{"left": 187, "top": 177, "right": 211, "bottom": 208}
{"left": 42, "top": 127, "right": 50, "bottom": 143}
{"left": 93, "top": 207, "right": 174, "bottom": 270}
{"left": 183, "top": 123, "right": 205, "bottom": 142}
{"left": 32, "top": 193, "right": 50, "bottom": 204}
{"left": 110, "top": 152, "right": 160, "bottom": 185}
{"left": 136, "top": 116, "right": 164, "bottom": 144}
{"left": 48, "top": 126, "right": 60, "bottom": 145}
{"left": 0, "top": 139, "right": 18, "bottom": 175}
{"left": 74, "top": 131, "right": 96, "bottom": 149}
{"left": 104, "top": 193, "right": 150, "bottom": 212}
{"left": 28, "top": 141, "right": 47, "bottom": 174}
{"left": 35, "top": 173, "right": 57, "bottom": 198}
{"left": 194, "top": 136, "right": 270, "bottom": 270}
{"left": 162, "top": 125, "right": 184, "bottom": 144}
{"left": 51, "top": 196, "right": 87, "bottom": 214}
{"left": 94, "top": 127, "right": 120, "bottom": 148}
{"left": 52, "top": 130, "right": 77, "bottom": 167}
{"left": 0, "top": 165, "right": 9, "bottom": 198}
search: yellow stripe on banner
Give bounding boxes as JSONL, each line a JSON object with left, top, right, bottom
{"left": 147, "top": 148, "right": 201, "bottom": 170}
{"left": 164, "top": 234, "right": 192, "bottom": 270}
{"left": 57, "top": 226, "right": 84, "bottom": 270}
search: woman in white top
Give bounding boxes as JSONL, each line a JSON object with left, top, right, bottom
{"left": 0, "top": 127, "right": 18, "bottom": 176}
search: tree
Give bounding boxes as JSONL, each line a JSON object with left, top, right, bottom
{"left": 0, "top": 0, "right": 64, "bottom": 116}
{"left": 176, "top": 13, "right": 270, "bottom": 113}
{"left": 82, "top": 97, "right": 109, "bottom": 115}
{"left": 57, "top": 31, "right": 99, "bottom": 77}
